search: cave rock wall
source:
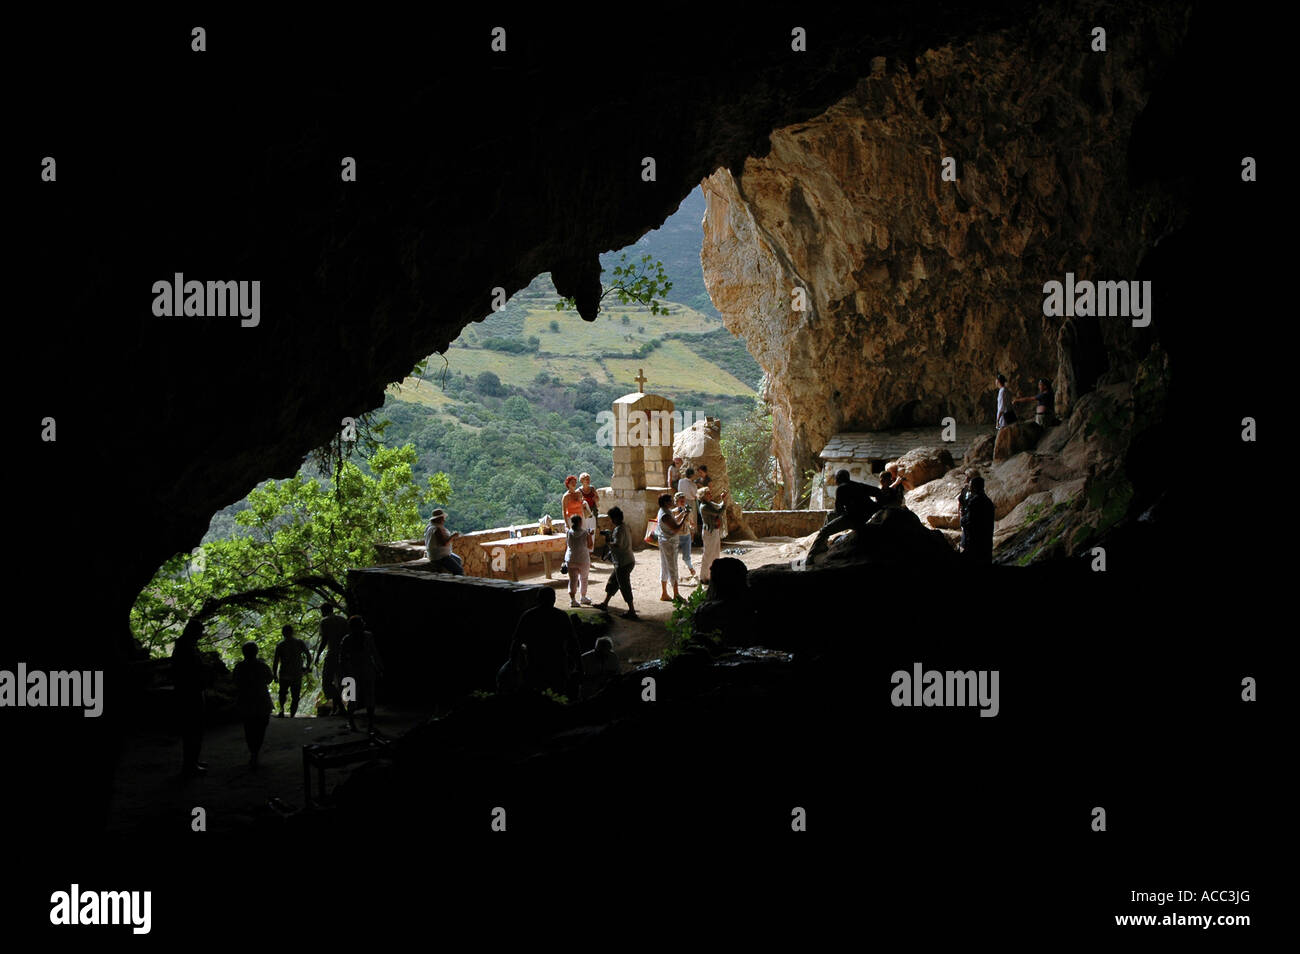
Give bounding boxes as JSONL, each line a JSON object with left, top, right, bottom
{"left": 702, "top": 5, "right": 1188, "bottom": 504}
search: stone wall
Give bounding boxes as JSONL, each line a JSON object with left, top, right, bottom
{"left": 374, "top": 518, "right": 613, "bottom": 580}
{"left": 742, "top": 510, "right": 832, "bottom": 539}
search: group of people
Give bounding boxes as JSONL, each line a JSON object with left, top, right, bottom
{"left": 807, "top": 467, "right": 904, "bottom": 562}
{"left": 497, "top": 587, "right": 622, "bottom": 700}
{"left": 995, "top": 373, "right": 1056, "bottom": 430}
{"left": 656, "top": 457, "right": 728, "bottom": 601}
{"left": 171, "top": 605, "right": 384, "bottom": 778}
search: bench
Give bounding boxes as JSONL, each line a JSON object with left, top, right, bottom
{"left": 302, "top": 735, "right": 394, "bottom": 808}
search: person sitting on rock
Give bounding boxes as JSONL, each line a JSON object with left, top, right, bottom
{"left": 693, "top": 557, "right": 757, "bottom": 648}
{"left": 877, "top": 469, "right": 906, "bottom": 508}
{"left": 578, "top": 636, "right": 620, "bottom": 700}
{"left": 959, "top": 475, "right": 995, "bottom": 564}
{"left": 807, "top": 470, "right": 887, "bottom": 562}
{"left": 509, "top": 588, "right": 580, "bottom": 696}
{"left": 424, "top": 509, "right": 464, "bottom": 575}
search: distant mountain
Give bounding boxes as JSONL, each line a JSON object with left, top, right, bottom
{"left": 601, "top": 186, "right": 720, "bottom": 319}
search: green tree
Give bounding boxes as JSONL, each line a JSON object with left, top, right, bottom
{"left": 131, "top": 444, "right": 451, "bottom": 668}
{"left": 555, "top": 252, "right": 674, "bottom": 316}
{"left": 721, "top": 396, "right": 779, "bottom": 510}
{"left": 475, "top": 370, "right": 505, "bottom": 396}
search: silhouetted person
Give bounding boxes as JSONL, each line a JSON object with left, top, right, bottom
{"left": 171, "top": 619, "right": 212, "bottom": 778}
{"left": 508, "top": 588, "right": 579, "bottom": 696}
{"left": 960, "top": 475, "right": 995, "bottom": 564}
{"left": 595, "top": 506, "right": 637, "bottom": 619}
{"left": 339, "top": 615, "right": 383, "bottom": 734}
{"left": 877, "top": 469, "right": 905, "bottom": 508}
{"left": 232, "top": 641, "right": 274, "bottom": 768}
{"left": 272, "top": 624, "right": 311, "bottom": 717}
{"left": 694, "top": 557, "right": 758, "bottom": 647}
{"left": 578, "top": 636, "right": 620, "bottom": 700}
{"left": 315, "top": 605, "right": 349, "bottom": 717}
{"left": 808, "top": 470, "right": 886, "bottom": 561}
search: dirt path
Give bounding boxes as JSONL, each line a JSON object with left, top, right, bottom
{"left": 106, "top": 708, "right": 431, "bottom": 836}
{"left": 561, "top": 537, "right": 807, "bottom": 667}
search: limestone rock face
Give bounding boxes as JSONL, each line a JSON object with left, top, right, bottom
{"left": 885, "top": 446, "right": 955, "bottom": 491}
{"left": 672, "top": 416, "right": 754, "bottom": 538}
{"left": 701, "top": 5, "right": 1188, "bottom": 504}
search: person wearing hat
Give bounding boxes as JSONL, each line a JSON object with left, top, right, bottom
{"left": 424, "top": 509, "right": 464, "bottom": 575}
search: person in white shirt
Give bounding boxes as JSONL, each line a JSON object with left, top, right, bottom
{"left": 995, "top": 373, "right": 1016, "bottom": 431}
{"left": 677, "top": 466, "right": 700, "bottom": 546}
{"left": 564, "top": 513, "right": 594, "bottom": 606}
{"left": 697, "top": 485, "right": 728, "bottom": 583}
{"left": 424, "top": 509, "right": 463, "bottom": 575}
{"left": 656, "top": 493, "right": 685, "bottom": 601}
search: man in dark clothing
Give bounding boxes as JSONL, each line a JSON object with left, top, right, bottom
{"left": 171, "top": 619, "right": 212, "bottom": 778}
{"left": 960, "top": 475, "right": 996, "bottom": 564}
{"left": 273, "top": 623, "right": 312, "bottom": 717}
{"left": 509, "top": 588, "right": 580, "bottom": 696}
{"left": 315, "top": 605, "right": 350, "bottom": 717}
{"left": 807, "top": 470, "right": 887, "bottom": 561}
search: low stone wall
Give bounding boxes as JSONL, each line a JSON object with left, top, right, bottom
{"left": 347, "top": 566, "right": 547, "bottom": 703}
{"left": 741, "top": 509, "right": 830, "bottom": 539}
{"left": 377, "top": 518, "right": 614, "bottom": 580}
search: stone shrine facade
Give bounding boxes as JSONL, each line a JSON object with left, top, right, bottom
{"left": 608, "top": 390, "right": 676, "bottom": 545}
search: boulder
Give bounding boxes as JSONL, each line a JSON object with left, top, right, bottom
{"left": 963, "top": 433, "right": 995, "bottom": 465}
{"left": 884, "top": 446, "right": 955, "bottom": 491}
{"left": 905, "top": 466, "right": 982, "bottom": 530}
{"left": 992, "top": 421, "right": 1043, "bottom": 461}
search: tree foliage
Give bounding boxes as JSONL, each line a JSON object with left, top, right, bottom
{"left": 556, "top": 253, "right": 674, "bottom": 316}
{"left": 131, "top": 444, "right": 451, "bottom": 666}
{"left": 720, "top": 396, "right": 780, "bottom": 511}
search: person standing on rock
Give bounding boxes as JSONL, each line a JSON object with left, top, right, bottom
{"left": 315, "top": 605, "right": 349, "bottom": 717}
{"left": 656, "top": 493, "right": 686, "bottom": 601}
{"left": 272, "top": 623, "right": 312, "bottom": 718}
{"left": 807, "top": 470, "right": 887, "bottom": 562}
{"left": 995, "top": 373, "right": 1016, "bottom": 431}
{"left": 232, "top": 641, "right": 274, "bottom": 768}
{"left": 960, "top": 475, "right": 995, "bottom": 564}
{"left": 697, "top": 485, "right": 728, "bottom": 584}
{"left": 595, "top": 506, "right": 638, "bottom": 619}
{"left": 1012, "top": 378, "right": 1055, "bottom": 427}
